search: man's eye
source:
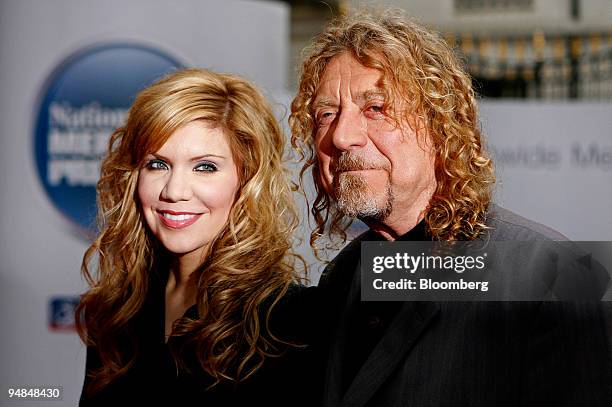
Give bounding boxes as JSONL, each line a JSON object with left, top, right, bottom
{"left": 195, "top": 162, "right": 217, "bottom": 172}
{"left": 146, "top": 159, "right": 168, "bottom": 170}
{"left": 316, "top": 111, "right": 336, "bottom": 125}
{"left": 364, "top": 104, "right": 385, "bottom": 119}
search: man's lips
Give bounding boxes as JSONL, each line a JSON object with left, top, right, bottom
{"left": 157, "top": 210, "right": 204, "bottom": 229}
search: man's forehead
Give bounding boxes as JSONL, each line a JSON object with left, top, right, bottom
{"left": 313, "top": 54, "right": 390, "bottom": 102}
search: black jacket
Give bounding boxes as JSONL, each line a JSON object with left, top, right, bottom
{"left": 317, "top": 205, "right": 612, "bottom": 407}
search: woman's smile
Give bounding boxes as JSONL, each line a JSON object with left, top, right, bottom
{"left": 157, "top": 210, "right": 204, "bottom": 229}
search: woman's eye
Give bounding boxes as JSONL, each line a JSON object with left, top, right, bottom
{"left": 146, "top": 159, "right": 168, "bottom": 170}
{"left": 195, "top": 162, "right": 217, "bottom": 172}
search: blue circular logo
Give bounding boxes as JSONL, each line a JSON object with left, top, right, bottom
{"left": 34, "top": 44, "right": 183, "bottom": 233}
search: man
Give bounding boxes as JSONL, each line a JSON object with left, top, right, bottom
{"left": 290, "top": 9, "right": 612, "bottom": 407}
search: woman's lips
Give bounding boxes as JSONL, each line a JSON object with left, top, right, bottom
{"left": 157, "top": 210, "right": 203, "bottom": 229}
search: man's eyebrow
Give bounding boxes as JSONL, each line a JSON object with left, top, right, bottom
{"left": 312, "top": 97, "right": 336, "bottom": 110}
{"left": 357, "top": 89, "right": 386, "bottom": 101}
{"left": 313, "top": 90, "right": 386, "bottom": 108}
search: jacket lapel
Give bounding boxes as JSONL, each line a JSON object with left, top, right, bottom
{"left": 339, "top": 300, "right": 439, "bottom": 407}
{"left": 322, "top": 257, "right": 363, "bottom": 407}
{"left": 321, "top": 231, "right": 440, "bottom": 407}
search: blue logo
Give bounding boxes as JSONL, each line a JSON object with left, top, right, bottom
{"left": 49, "top": 296, "right": 80, "bottom": 332}
{"left": 34, "top": 44, "right": 183, "bottom": 233}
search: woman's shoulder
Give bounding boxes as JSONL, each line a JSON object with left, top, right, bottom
{"left": 267, "top": 283, "right": 321, "bottom": 330}
{"left": 275, "top": 283, "right": 318, "bottom": 307}
{"left": 166, "top": 283, "right": 325, "bottom": 406}
{"left": 260, "top": 283, "right": 331, "bottom": 367}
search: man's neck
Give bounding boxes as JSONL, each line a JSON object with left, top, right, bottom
{"left": 364, "top": 210, "right": 425, "bottom": 241}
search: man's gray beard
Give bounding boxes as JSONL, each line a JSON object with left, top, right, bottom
{"left": 333, "top": 172, "right": 393, "bottom": 221}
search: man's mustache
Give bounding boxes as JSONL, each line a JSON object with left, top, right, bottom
{"left": 332, "top": 153, "right": 388, "bottom": 172}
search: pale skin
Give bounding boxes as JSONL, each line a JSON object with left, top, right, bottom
{"left": 313, "top": 53, "right": 438, "bottom": 240}
{"left": 137, "top": 121, "right": 239, "bottom": 341}
{"left": 164, "top": 256, "right": 200, "bottom": 342}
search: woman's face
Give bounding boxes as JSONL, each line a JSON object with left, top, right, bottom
{"left": 138, "top": 120, "right": 239, "bottom": 261}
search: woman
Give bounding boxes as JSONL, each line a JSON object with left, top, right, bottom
{"left": 77, "top": 69, "right": 321, "bottom": 406}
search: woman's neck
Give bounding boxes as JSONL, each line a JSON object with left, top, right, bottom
{"left": 164, "top": 254, "right": 202, "bottom": 342}
{"left": 166, "top": 250, "right": 204, "bottom": 302}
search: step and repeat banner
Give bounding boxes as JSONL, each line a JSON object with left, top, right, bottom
{"left": 0, "top": 0, "right": 288, "bottom": 405}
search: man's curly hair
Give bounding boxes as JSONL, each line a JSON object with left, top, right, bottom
{"left": 290, "top": 8, "right": 495, "bottom": 249}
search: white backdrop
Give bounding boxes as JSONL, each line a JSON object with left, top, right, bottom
{"left": 480, "top": 101, "right": 612, "bottom": 241}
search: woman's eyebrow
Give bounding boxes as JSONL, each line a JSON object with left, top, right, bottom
{"left": 147, "top": 152, "right": 228, "bottom": 162}
{"left": 188, "top": 154, "right": 227, "bottom": 162}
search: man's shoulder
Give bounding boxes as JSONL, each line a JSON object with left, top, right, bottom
{"left": 318, "top": 230, "right": 376, "bottom": 288}
{"left": 319, "top": 205, "right": 568, "bottom": 286}
{"left": 484, "top": 204, "right": 568, "bottom": 241}
{"left": 329, "top": 229, "right": 376, "bottom": 263}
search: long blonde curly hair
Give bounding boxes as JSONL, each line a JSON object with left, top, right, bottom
{"left": 77, "top": 68, "right": 303, "bottom": 395}
{"left": 290, "top": 9, "right": 495, "bottom": 249}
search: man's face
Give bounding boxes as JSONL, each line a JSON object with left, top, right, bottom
{"left": 312, "top": 52, "right": 437, "bottom": 228}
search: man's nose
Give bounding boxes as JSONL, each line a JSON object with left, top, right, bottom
{"left": 160, "top": 171, "right": 192, "bottom": 202}
{"left": 331, "top": 108, "right": 368, "bottom": 151}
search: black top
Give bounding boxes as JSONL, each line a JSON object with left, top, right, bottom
{"left": 80, "top": 269, "right": 325, "bottom": 407}
{"left": 341, "top": 221, "right": 428, "bottom": 394}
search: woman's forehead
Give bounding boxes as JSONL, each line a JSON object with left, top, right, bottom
{"left": 150, "top": 121, "right": 232, "bottom": 158}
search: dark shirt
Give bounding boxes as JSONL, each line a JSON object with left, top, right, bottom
{"left": 80, "top": 268, "right": 323, "bottom": 406}
{"left": 342, "top": 221, "right": 428, "bottom": 394}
